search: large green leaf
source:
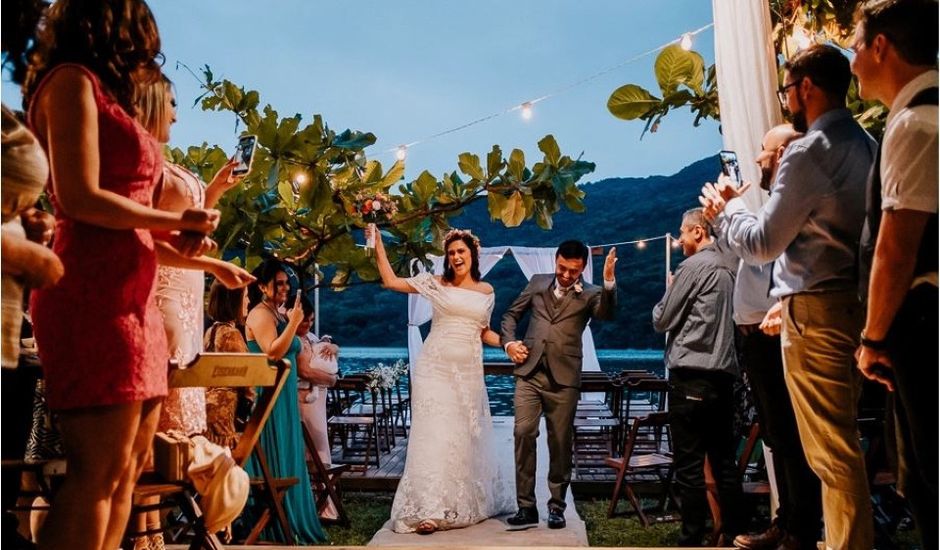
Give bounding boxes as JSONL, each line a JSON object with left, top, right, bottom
{"left": 501, "top": 191, "right": 526, "bottom": 227}
{"left": 687, "top": 50, "right": 706, "bottom": 95}
{"left": 380, "top": 160, "right": 405, "bottom": 189}
{"left": 457, "top": 153, "right": 485, "bottom": 181}
{"left": 654, "top": 44, "right": 696, "bottom": 95}
{"left": 508, "top": 149, "right": 525, "bottom": 181}
{"left": 486, "top": 145, "right": 504, "bottom": 177}
{"left": 607, "top": 85, "right": 660, "bottom": 120}
{"left": 412, "top": 171, "right": 438, "bottom": 204}
{"left": 487, "top": 192, "right": 507, "bottom": 221}
{"left": 538, "top": 135, "right": 561, "bottom": 165}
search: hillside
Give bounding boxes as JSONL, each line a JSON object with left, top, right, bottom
{"left": 317, "top": 155, "right": 719, "bottom": 349}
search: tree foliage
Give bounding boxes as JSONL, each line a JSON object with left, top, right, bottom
{"left": 173, "top": 67, "right": 595, "bottom": 288}
{"left": 607, "top": 0, "right": 887, "bottom": 137}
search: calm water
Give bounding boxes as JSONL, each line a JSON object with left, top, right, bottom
{"left": 339, "top": 347, "right": 665, "bottom": 416}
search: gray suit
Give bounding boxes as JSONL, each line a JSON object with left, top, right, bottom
{"left": 500, "top": 273, "right": 617, "bottom": 510}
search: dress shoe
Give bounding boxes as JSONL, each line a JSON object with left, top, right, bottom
{"left": 506, "top": 507, "right": 539, "bottom": 526}
{"left": 547, "top": 507, "right": 566, "bottom": 529}
{"left": 734, "top": 523, "right": 785, "bottom": 549}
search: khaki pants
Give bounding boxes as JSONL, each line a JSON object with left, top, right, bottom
{"left": 781, "top": 290, "right": 872, "bottom": 550}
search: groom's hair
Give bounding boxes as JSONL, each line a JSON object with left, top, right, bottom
{"left": 556, "top": 240, "right": 589, "bottom": 264}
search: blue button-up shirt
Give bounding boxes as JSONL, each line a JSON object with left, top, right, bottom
{"left": 719, "top": 108, "right": 877, "bottom": 298}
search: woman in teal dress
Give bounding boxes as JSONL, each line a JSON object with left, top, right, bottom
{"left": 244, "top": 259, "right": 326, "bottom": 544}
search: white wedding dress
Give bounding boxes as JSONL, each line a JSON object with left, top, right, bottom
{"left": 390, "top": 272, "right": 514, "bottom": 533}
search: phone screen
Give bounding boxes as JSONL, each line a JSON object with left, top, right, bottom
{"left": 233, "top": 135, "right": 257, "bottom": 176}
{"left": 719, "top": 150, "right": 742, "bottom": 186}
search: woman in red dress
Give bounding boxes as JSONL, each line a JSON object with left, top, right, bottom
{"left": 23, "top": 2, "right": 219, "bottom": 549}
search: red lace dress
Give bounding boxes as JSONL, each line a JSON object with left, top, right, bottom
{"left": 29, "top": 64, "right": 168, "bottom": 410}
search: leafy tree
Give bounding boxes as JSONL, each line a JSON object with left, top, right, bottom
{"left": 607, "top": 0, "right": 886, "bottom": 136}
{"left": 173, "top": 67, "right": 595, "bottom": 288}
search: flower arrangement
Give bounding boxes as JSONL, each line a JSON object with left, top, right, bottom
{"left": 366, "top": 359, "right": 408, "bottom": 390}
{"left": 354, "top": 192, "right": 398, "bottom": 254}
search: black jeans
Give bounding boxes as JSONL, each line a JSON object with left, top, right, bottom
{"left": 739, "top": 328, "right": 822, "bottom": 547}
{"left": 886, "top": 284, "right": 937, "bottom": 549}
{"left": 668, "top": 368, "right": 744, "bottom": 546}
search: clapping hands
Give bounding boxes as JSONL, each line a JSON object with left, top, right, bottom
{"left": 698, "top": 174, "right": 750, "bottom": 223}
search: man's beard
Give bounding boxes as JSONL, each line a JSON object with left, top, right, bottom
{"left": 759, "top": 164, "right": 774, "bottom": 191}
{"left": 791, "top": 95, "right": 808, "bottom": 133}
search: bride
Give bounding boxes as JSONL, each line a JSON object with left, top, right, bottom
{"left": 367, "top": 224, "right": 514, "bottom": 534}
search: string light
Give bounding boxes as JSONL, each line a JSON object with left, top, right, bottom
{"left": 294, "top": 173, "right": 307, "bottom": 185}
{"left": 636, "top": 240, "right": 648, "bottom": 250}
{"left": 671, "top": 239, "right": 682, "bottom": 249}
{"left": 380, "top": 22, "right": 714, "bottom": 159}
{"left": 520, "top": 102, "right": 533, "bottom": 120}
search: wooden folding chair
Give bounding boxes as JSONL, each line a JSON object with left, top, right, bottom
{"left": 605, "top": 411, "right": 675, "bottom": 525}
{"left": 127, "top": 353, "right": 291, "bottom": 550}
{"left": 705, "top": 420, "right": 769, "bottom": 543}
{"left": 328, "top": 377, "right": 387, "bottom": 469}
{"left": 300, "top": 422, "right": 350, "bottom": 526}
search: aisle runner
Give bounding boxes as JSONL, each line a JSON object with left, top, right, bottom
{"left": 368, "top": 417, "right": 588, "bottom": 547}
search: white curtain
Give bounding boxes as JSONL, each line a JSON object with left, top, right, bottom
{"left": 507, "top": 246, "right": 601, "bottom": 372}
{"left": 407, "top": 247, "right": 510, "bottom": 368}
{"left": 712, "top": 0, "right": 784, "bottom": 213}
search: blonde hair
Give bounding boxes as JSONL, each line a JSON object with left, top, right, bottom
{"left": 137, "top": 73, "right": 172, "bottom": 137}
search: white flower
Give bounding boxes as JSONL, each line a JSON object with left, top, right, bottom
{"left": 573, "top": 282, "right": 583, "bottom": 294}
{"left": 372, "top": 199, "right": 383, "bottom": 211}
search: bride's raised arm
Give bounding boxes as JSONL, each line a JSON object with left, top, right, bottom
{"left": 367, "top": 223, "right": 418, "bottom": 294}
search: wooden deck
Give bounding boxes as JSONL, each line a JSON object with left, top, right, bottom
{"left": 333, "top": 416, "right": 617, "bottom": 494}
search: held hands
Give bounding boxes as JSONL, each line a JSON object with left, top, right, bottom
{"left": 180, "top": 207, "right": 221, "bottom": 235}
{"left": 603, "top": 247, "right": 617, "bottom": 282}
{"left": 506, "top": 341, "right": 529, "bottom": 364}
{"left": 759, "top": 301, "right": 783, "bottom": 336}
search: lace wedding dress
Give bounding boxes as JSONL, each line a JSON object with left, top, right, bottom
{"left": 390, "top": 273, "right": 514, "bottom": 533}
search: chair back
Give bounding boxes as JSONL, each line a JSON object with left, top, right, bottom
{"left": 623, "top": 411, "right": 671, "bottom": 461}
{"left": 169, "top": 353, "right": 290, "bottom": 467}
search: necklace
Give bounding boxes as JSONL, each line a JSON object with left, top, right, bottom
{"left": 261, "top": 297, "right": 286, "bottom": 323}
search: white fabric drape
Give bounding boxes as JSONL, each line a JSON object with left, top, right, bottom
{"left": 407, "top": 247, "right": 509, "bottom": 368}
{"left": 507, "top": 246, "right": 600, "bottom": 372}
{"left": 713, "top": 0, "right": 784, "bottom": 213}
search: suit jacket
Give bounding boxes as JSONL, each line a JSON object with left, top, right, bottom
{"left": 500, "top": 273, "right": 617, "bottom": 388}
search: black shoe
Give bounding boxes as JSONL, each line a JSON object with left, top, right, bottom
{"left": 734, "top": 523, "right": 784, "bottom": 549}
{"left": 506, "top": 507, "right": 539, "bottom": 526}
{"left": 547, "top": 507, "right": 566, "bottom": 529}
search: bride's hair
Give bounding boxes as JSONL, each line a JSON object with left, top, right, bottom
{"left": 442, "top": 229, "right": 481, "bottom": 283}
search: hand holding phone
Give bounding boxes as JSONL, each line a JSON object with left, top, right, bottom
{"left": 719, "top": 150, "right": 742, "bottom": 187}
{"left": 233, "top": 135, "right": 258, "bottom": 176}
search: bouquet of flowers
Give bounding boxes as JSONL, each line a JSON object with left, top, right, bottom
{"left": 354, "top": 192, "right": 398, "bottom": 254}
{"left": 366, "top": 359, "right": 408, "bottom": 390}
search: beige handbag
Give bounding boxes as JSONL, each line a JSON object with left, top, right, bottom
{"left": 153, "top": 431, "right": 194, "bottom": 482}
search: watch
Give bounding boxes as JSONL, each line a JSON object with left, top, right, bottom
{"left": 860, "top": 331, "right": 888, "bottom": 351}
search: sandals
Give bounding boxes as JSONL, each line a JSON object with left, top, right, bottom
{"left": 415, "top": 519, "right": 439, "bottom": 535}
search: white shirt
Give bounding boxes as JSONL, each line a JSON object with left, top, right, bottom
{"left": 881, "top": 70, "right": 938, "bottom": 214}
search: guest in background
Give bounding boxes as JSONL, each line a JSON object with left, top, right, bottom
{"left": 652, "top": 208, "right": 743, "bottom": 546}
{"left": 244, "top": 259, "right": 326, "bottom": 543}
{"left": 852, "top": 1, "right": 938, "bottom": 546}
{"left": 204, "top": 281, "right": 251, "bottom": 449}
{"left": 22, "top": 1, "right": 219, "bottom": 549}
{"left": 295, "top": 296, "right": 339, "bottom": 519}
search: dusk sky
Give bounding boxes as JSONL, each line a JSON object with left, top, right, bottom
{"left": 4, "top": 1, "right": 723, "bottom": 183}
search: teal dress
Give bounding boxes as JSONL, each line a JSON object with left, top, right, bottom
{"left": 246, "top": 320, "right": 326, "bottom": 544}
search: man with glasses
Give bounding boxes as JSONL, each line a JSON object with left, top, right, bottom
{"left": 703, "top": 125, "right": 823, "bottom": 550}
{"left": 851, "top": 1, "right": 938, "bottom": 547}
{"left": 701, "top": 44, "right": 877, "bottom": 549}
{"left": 652, "top": 208, "right": 743, "bottom": 546}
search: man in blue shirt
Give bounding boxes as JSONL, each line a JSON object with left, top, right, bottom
{"left": 702, "top": 45, "right": 877, "bottom": 549}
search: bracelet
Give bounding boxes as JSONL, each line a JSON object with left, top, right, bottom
{"left": 860, "top": 331, "right": 889, "bottom": 350}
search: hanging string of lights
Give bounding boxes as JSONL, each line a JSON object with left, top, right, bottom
{"left": 385, "top": 22, "right": 714, "bottom": 161}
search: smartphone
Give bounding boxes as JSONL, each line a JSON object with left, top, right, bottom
{"left": 719, "top": 150, "right": 742, "bottom": 187}
{"left": 232, "top": 134, "right": 258, "bottom": 176}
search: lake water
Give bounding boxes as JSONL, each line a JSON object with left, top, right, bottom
{"left": 339, "top": 347, "right": 665, "bottom": 416}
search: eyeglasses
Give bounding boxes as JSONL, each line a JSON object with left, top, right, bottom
{"left": 777, "top": 78, "right": 803, "bottom": 105}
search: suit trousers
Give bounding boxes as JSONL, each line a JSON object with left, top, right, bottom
{"left": 513, "top": 366, "right": 579, "bottom": 511}
{"left": 739, "top": 329, "right": 822, "bottom": 546}
{"left": 668, "top": 367, "right": 744, "bottom": 545}
{"left": 886, "top": 284, "right": 937, "bottom": 549}
{"left": 781, "top": 290, "right": 872, "bottom": 550}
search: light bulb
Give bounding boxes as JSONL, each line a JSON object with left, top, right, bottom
{"left": 680, "top": 33, "right": 693, "bottom": 51}
{"left": 294, "top": 173, "right": 307, "bottom": 185}
{"left": 521, "top": 102, "right": 533, "bottom": 120}
{"left": 636, "top": 240, "right": 647, "bottom": 250}
{"left": 396, "top": 145, "right": 407, "bottom": 161}
{"left": 671, "top": 239, "right": 682, "bottom": 249}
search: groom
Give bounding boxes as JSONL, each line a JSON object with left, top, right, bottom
{"left": 501, "top": 240, "right": 618, "bottom": 529}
